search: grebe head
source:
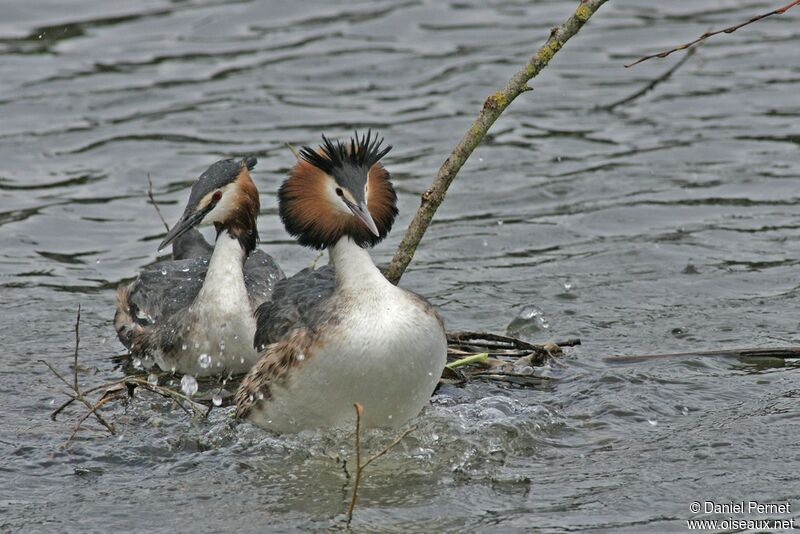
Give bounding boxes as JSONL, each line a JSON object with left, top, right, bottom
{"left": 159, "top": 157, "right": 260, "bottom": 253}
{"left": 278, "top": 131, "right": 397, "bottom": 250}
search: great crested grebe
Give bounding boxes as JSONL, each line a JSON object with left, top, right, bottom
{"left": 235, "top": 132, "right": 447, "bottom": 432}
{"left": 115, "top": 157, "right": 284, "bottom": 377}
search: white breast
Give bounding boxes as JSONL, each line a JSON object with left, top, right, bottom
{"left": 249, "top": 283, "right": 447, "bottom": 432}
{"left": 153, "top": 233, "right": 259, "bottom": 376}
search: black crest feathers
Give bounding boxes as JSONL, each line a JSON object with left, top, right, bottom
{"left": 279, "top": 131, "right": 398, "bottom": 250}
{"left": 298, "top": 130, "right": 392, "bottom": 175}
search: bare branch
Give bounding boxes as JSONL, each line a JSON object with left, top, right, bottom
{"left": 72, "top": 303, "right": 80, "bottom": 392}
{"left": 285, "top": 142, "right": 302, "bottom": 161}
{"left": 63, "top": 393, "right": 123, "bottom": 448}
{"left": 361, "top": 426, "right": 416, "bottom": 470}
{"left": 384, "top": 0, "right": 608, "bottom": 284}
{"left": 41, "top": 359, "right": 117, "bottom": 438}
{"left": 346, "top": 403, "right": 364, "bottom": 526}
{"left": 626, "top": 0, "right": 800, "bottom": 68}
{"left": 603, "top": 47, "right": 697, "bottom": 111}
{"left": 147, "top": 173, "right": 170, "bottom": 232}
{"left": 345, "top": 403, "right": 415, "bottom": 526}
{"left": 606, "top": 346, "right": 800, "bottom": 364}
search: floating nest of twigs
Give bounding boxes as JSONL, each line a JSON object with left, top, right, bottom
{"left": 43, "top": 307, "right": 579, "bottom": 449}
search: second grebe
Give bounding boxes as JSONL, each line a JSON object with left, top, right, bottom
{"left": 235, "top": 132, "right": 447, "bottom": 432}
{"left": 115, "top": 157, "right": 284, "bottom": 377}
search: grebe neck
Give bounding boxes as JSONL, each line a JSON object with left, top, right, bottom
{"left": 329, "top": 236, "right": 387, "bottom": 291}
{"left": 199, "top": 231, "right": 246, "bottom": 299}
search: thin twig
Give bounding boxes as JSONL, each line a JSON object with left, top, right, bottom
{"left": 126, "top": 377, "right": 210, "bottom": 418}
{"left": 286, "top": 142, "right": 302, "bottom": 161}
{"left": 625, "top": 0, "right": 800, "bottom": 68}
{"left": 63, "top": 393, "right": 123, "bottom": 448}
{"left": 147, "top": 172, "right": 170, "bottom": 232}
{"left": 605, "top": 346, "right": 800, "bottom": 363}
{"left": 346, "top": 403, "right": 364, "bottom": 526}
{"left": 72, "top": 304, "right": 80, "bottom": 391}
{"left": 50, "top": 379, "right": 129, "bottom": 419}
{"left": 384, "top": 0, "right": 608, "bottom": 284}
{"left": 446, "top": 353, "right": 489, "bottom": 369}
{"left": 39, "top": 360, "right": 116, "bottom": 437}
{"left": 447, "top": 330, "right": 539, "bottom": 350}
{"left": 603, "top": 47, "right": 697, "bottom": 111}
{"left": 309, "top": 251, "right": 325, "bottom": 269}
{"left": 345, "top": 403, "right": 416, "bottom": 527}
{"left": 361, "top": 426, "right": 417, "bottom": 470}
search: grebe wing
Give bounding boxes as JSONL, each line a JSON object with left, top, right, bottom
{"left": 171, "top": 228, "right": 213, "bottom": 260}
{"left": 253, "top": 265, "right": 335, "bottom": 350}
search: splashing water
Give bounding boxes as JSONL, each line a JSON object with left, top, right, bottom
{"left": 180, "top": 375, "right": 198, "bottom": 396}
{"left": 506, "top": 305, "right": 550, "bottom": 339}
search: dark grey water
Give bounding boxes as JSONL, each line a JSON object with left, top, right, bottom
{"left": 2, "top": 0, "right": 799, "bottom": 532}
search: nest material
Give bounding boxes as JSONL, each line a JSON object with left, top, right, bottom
{"left": 47, "top": 328, "right": 577, "bottom": 448}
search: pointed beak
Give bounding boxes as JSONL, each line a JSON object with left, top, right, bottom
{"left": 158, "top": 209, "right": 206, "bottom": 251}
{"left": 346, "top": 199, "right": 380, "bottom": 237}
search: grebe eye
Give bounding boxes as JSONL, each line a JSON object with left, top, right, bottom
{"left": 335, "top": 187, "right": 343, "bottom": 197}
{"left": 212, "top": 190, "right": 222, "bottom": 202}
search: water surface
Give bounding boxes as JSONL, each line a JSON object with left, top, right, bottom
{"left": 2, "top": 1, "right": 799, "bottom": 532}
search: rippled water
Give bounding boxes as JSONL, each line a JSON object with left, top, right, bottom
{"left": 2, "top": 1, "right": 799, "bottom": 531}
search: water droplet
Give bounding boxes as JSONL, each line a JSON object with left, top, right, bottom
{"left": 198, "top": 353, "right": 211, "bottom": 369}
{"left": 147, "top": 373, "right": 158, "bottom": 386}
{"left": 514, "top": 365, "right": 535, "bottom": 375}
{"left": 212, "top": 393, "right": 223, "bottom": 407}
{"left": 506, "top": 305, "right": 549, "bottom": 337}
{"left": 181, "top": 375, "right": 198, "bottom": 396}
{"left": 132, "top": 358, "right": 143, "bottom": 370}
